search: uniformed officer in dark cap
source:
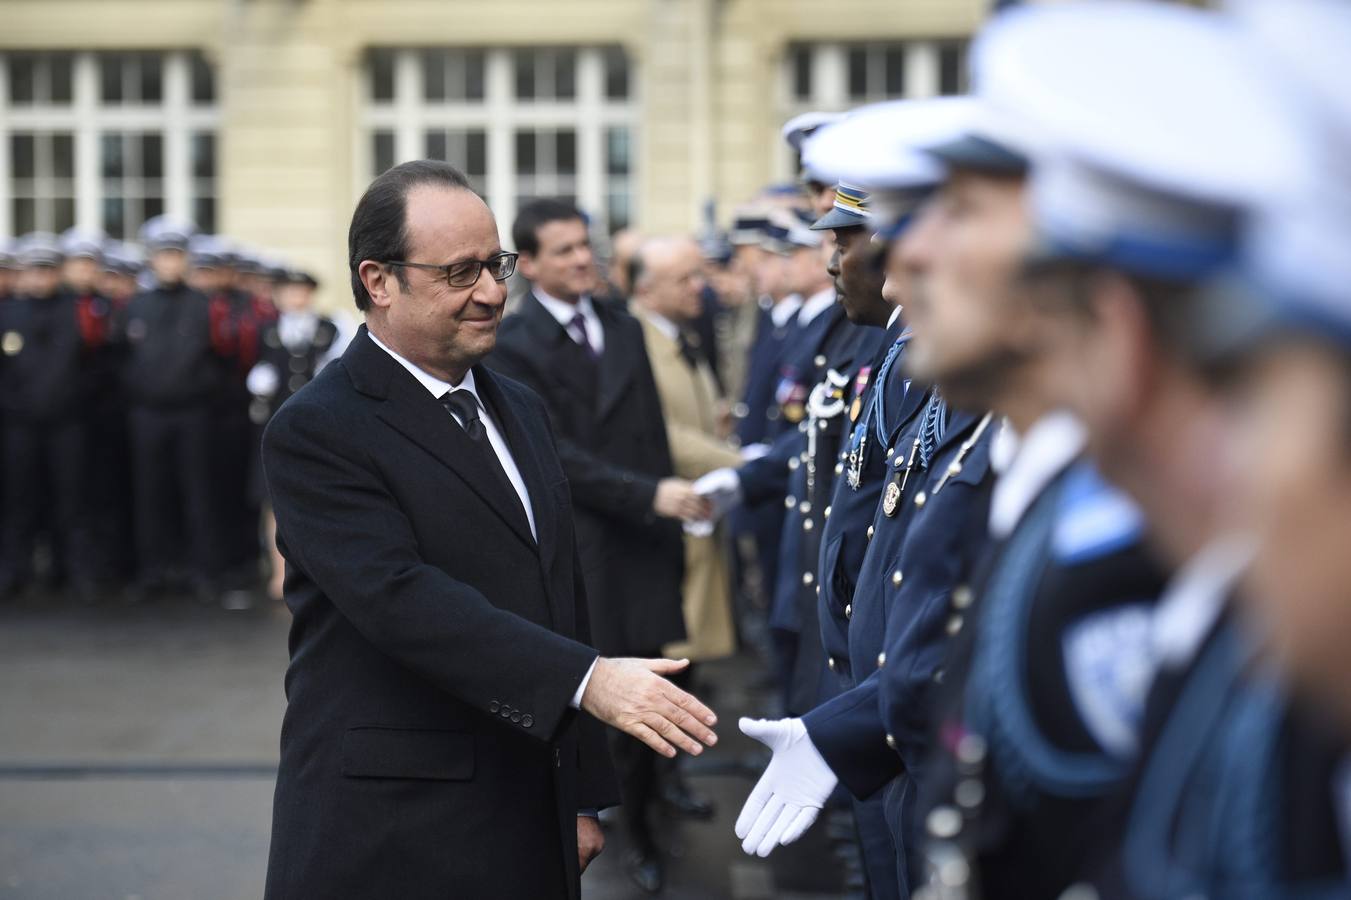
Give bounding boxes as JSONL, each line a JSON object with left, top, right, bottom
{"left": 246, "top": 267, "right": 340, "bottom": 603}
{"left": 97, "top": 241, "right": 142, "bottom": 308}
{"left": 123, "top": 216, "right": 231, "bottom": 603}
{"left": 0, "top": 233, "right": 100, "bottom": 600}
{"left": 0, "top": 241, "right": 18, "bottom": 302}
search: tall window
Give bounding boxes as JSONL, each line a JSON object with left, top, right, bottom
{"left": 781, "top": 39, "right": 969, "bottom": 177}
{"left": 0, "top": 50, "right": 219, "bottom": 240}
{"left": 362, "top": 46, "right": 638, "bottom": 237}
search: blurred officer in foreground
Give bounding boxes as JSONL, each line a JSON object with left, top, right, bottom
{"left": 0, "top": 234, "right": 98, "bottom": 600}
{"left": 123, "top": 216, "right": 228, "bottom": 603}
{"left": 0, "top": 241, "right": 17, "bottom": 301}
{"left": 247, "top": 268, "right": 341, "bottom": 603}
{"left": 489, "top": 199, "right": 704, "bottom": 894}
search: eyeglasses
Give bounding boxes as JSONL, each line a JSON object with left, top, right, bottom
{"left": 384, "top": 251, "right": 518, "bottom": 288}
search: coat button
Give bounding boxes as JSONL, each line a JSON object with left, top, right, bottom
{"left": 799, "top": 502, "right": 811, "bottom": 515}
{"left": 946, "top": 615, "right": 964, "bottom": 635}
{"left": 802, "top": 572, "right": 814, "bottom": 586}
{"left": 803, "top": 518, "right": 814, "bottom": 532}
{"left": 788, "top": 456, "right": 800, "bottom": 471}
{"left": 952, "top": 585, "right": 973, "bottom": 609}
{"left": 877, "top": 652, "right": 887, "bottom": 668}
{"left": 500, "top": 707, "right": 512, "bottom": 718}
{"left": 867, "top": 525, "right": 874, "bottom": 540}
{"left": 844, "top": 604, "right": 852, "bottom": 619}
{"left": 886, "top": 446, "right": 895, "bottom": 457}
{"left": 827, "top": 657, "right": 837, "bottom": 672}
{"left": 814, "top": 354, "right": 827, "bottom": 367}
{"left": 834, "top": 463, "right": 844, "bottom": 475}
{"left": 823, "top": 505, "right": 831, "bottom": 519}
{"left": 886, "top": 734, "right": 897, "bottom": 750}
{"left": 522, "top": 714, "right": 534, "bottom": 728}
{"left": 489, "top": 701, "right": 500, "bottom": 713}
{"left": 891, "top": 570, "right": 903, "bottom": 587}
{"left": 511, "top": 711, "right": 522, "bottom": 723}
{"left": 785, "top": 495, "right": 797, "bottom": 510}
{"left": 914, "top": 491, "right": 927, "bottom": 508}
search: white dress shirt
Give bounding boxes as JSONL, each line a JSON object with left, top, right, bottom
{"left": 365, "top": 331, "right": 597, "bottom": 707}
{"left": 770, "top": 293, "right": 804, "bottom": 328}
{"left": 534, "top": 288, "right": 605, "bottom": 355}
{"left": 988, "top": 410, "right": 1087, "bottom": 540}
{"left": 1150, "top": 535, "right": 1253, "bottom": 671}
{"left": 797, "top": 287, "right": 836, "bottom": 327}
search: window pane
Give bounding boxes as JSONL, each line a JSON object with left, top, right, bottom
{"left": 607, "top": 192, "right": 630, "bottom": 233}
{"left": 603, "top": 47, "right": 629, "bottom": 100}
{"left": 465, "top": 131, "right": 486, "bottom": 177}
{"left": 791, "top": 46, "right": 812, "bottom": 101}
{"left": 606, "top": 127, "right": 630, "bottom": 176}
{"left": 101, "top": 133, "right": 124, "bottom": 178}
{"left": 49, "top": 53, "right": 74, "bottom": 104}
{"left": 143, "top": 196, "right": 164, "bottom": 222}
{"left": 514, "top": 53, "right": 535, "bottom": 100}
{"left": 554, "top": 50, "right": 576, "bottom": 100}
{"left": 422, "top": 50, "right": 446, "bottom": 101}
{"left": 556, "top": 130, "right": 576, "bottom": 176}
{"left": 100, "top": 54, "right": 124, "bottom": 103}
{"left": 515, "top": 130, "right": 536, "bottom": 175}
{"left": 9, "top": 55, "right": 36, "bottom": 104}
{"left": 370, "top": 49, "right": 395, "bottom": 103}
{"left": 884, "top": 47, "right": 905, "bottom": 97}
{"left": 53, "top": 198, "right": 76, "bottom": 233}
{"left": 847, "top": 48, "right": 868, "bottom": 99}
{"left": 373, "top": 130, "right": 395, "bottom": 175}
{"left": 425, "top": 130, "right": 448, "bottom": 160}
{"left": 464, "top": 50, "right": 485, "bottom": 100}
{"left": 52, "top": 134, "right": 75, "bottom": 178}
{"left": 191, "top": 132, "right": 215, "bottom": 179}
{"left": 11, "top": 135, "right": 35, "bottom": 179}
{"left": 194, "top": 197, "right": 217, "bottom": 234}
{"left": 14, "top": 199, "right": 36, "bottom": 235}
{"left": 142, "top": 133, "right": 164, "bottom": 179}
{"left": 139, "top": 53, "right": 163, "bottom": 103}
{"left": 191, "top": 52, "right": 216, "bottom": 104}
{"left": 939, "top": 43, "right": 964, "bottom": 96}
{"left": 102, "top": 197, "right": 124, "bottom": 239}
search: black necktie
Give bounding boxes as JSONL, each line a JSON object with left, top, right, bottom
{"left": 677, "top": 329, "right": 702, "bottom": 369}
{"left": 442, "top": 389, "right": 484, "bottom": 441}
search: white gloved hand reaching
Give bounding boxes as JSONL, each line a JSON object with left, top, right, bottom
{"left": 734, "top": 717, "right": 838, "bottom": 857}
{"left": 692, "top": 468, "right": 742, "bottom": 520}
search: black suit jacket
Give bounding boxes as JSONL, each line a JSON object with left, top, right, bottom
{"left": 262, "top": 326, "right": 619, "bottom": 900}
{"left": 487, "top": 292, "right": 684, "bottom": 654}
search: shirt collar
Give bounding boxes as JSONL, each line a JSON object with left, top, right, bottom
{"left": 1151, "top": 534, "right": 1253, "bottom": 669}
{"left": 797, "top": 287, "right": 837, "bottom": 326}
{"left": 886, "top": 304, "right": 903, "bottom": 329}
{"left": 366, "top": 329, "right": 479, "bottom": 405}
{"left": 533, "top": 287, "right": 595, "bottom": 327}
{"left": 988, "top": 410, "right": 1086, "bottom": 539}
{"left": 770, "top": 294, "right": 803, "bottom": 327}
{"left": 636, "top": 308, "right": 679, "bottom": 342}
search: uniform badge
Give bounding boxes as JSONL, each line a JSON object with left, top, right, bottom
{"left": 882, "top": 480, "right": 901, "bottom": 517}
{"left": 848, "top": 366, "right": 872, "bottom": 423}
{"left": 1, "top": 331, "right": 22, "bottom": 356}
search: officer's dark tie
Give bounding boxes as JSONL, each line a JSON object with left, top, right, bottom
{"left": 677, "top": 329, "right": 702, "bottom": 369}
{"left": 442, "top": 389, "right": 485, "bottom": 441}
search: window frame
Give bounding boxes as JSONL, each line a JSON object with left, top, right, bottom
{"left": 0, "top": 50, "right": 220, "bottom": 239}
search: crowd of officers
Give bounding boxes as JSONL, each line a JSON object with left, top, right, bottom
{"left": 0, "top": 218, "right": 347, "bottom": 606}
{"left": 580, "top": 1, "right": 1349, "bottom": 898}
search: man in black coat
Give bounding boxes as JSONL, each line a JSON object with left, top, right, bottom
{"left": 488, "top": 199, "right": 711, "bottom": 893}
{"left": 262, "top": 161, "right": 718, "bottom": 900}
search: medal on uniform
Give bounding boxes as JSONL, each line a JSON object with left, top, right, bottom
{"left": 849, "top": 367, "right": 871, "bottom": 423}
{"left": 882, "top": 479, "right": 901, "bottom": 517}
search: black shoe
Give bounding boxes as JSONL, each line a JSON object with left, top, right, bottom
{"left": 626, "top": 849, "right": 664, "bottom": 895}
{"left": 660, "top": 777, "right": 717, "bottom": 820}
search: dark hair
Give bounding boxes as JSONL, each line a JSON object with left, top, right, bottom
{"left": 512, "top": 198, "right": 586, "bottom": 258}
{"left": 348, "top": 159, "right": 473, "bottom": 311}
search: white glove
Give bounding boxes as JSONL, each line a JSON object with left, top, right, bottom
{"left": 734, "top": 717, "right": 838, "bottom": 857}
{"left": 246, "top": 362, "right": 280, "bottom": 398}
{"left": 739, "top": 442, "right": 771, "bottom": 462}
{"left": 692, "top": 468, "right": 742, "bottom": 520}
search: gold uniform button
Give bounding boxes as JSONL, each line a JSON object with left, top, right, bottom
{"left": 877, "top": 652, "right": 887, "bottom": 668}
{"left": 886, "top": 446, "right": 895, "bottom": 457}
{"left": 891, "top": 570, "right": 903, "bottom": 587}
{"left": 802, "top": 572, "right": 814, "bottom": 586}
{"left": 914, "top": 491, "right": 927, "bottom": 508}
{"left": 844, "top": 604, "right": 852, "bottom": 619}
{"left": 886, "top": 734, "right": 897, "bottom": 750}
{"left": 1, "top": 332, "right": 23, "bottom": 356}
{"left": 952, "top": 584, "right": 974, "bottom": 609}
{"left": 834, "top": 463, "right": 844, "bottom": 475}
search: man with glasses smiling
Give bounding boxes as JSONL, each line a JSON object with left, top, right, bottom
{"left": 260, "top": 160, "right": 719, "bottom": 900}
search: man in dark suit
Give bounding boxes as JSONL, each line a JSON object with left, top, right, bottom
{"left": 261, "top": 160, "right": 718, "bottom": 900}
{"left": 487, "top": 199, "right": 710, "bottom": 894}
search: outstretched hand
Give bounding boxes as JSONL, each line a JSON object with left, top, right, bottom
{"left": 581, "top": 657, "right": 718, "bottom": 758}
{"left": 734, "top": 717, "right": 838, "bottom": 857}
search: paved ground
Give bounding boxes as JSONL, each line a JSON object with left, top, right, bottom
{"left": 0, "top": 590, "right": 856, "bottom": 899}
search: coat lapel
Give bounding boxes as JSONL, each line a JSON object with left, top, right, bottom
{"left": 592, "top": 301, "right": 636, "bottom": 421}
{"left": 520, "top": 292, "right": 599, "bottom": 408}
{"left": 343, "top": 326, "right": 538, "bottom": 553}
